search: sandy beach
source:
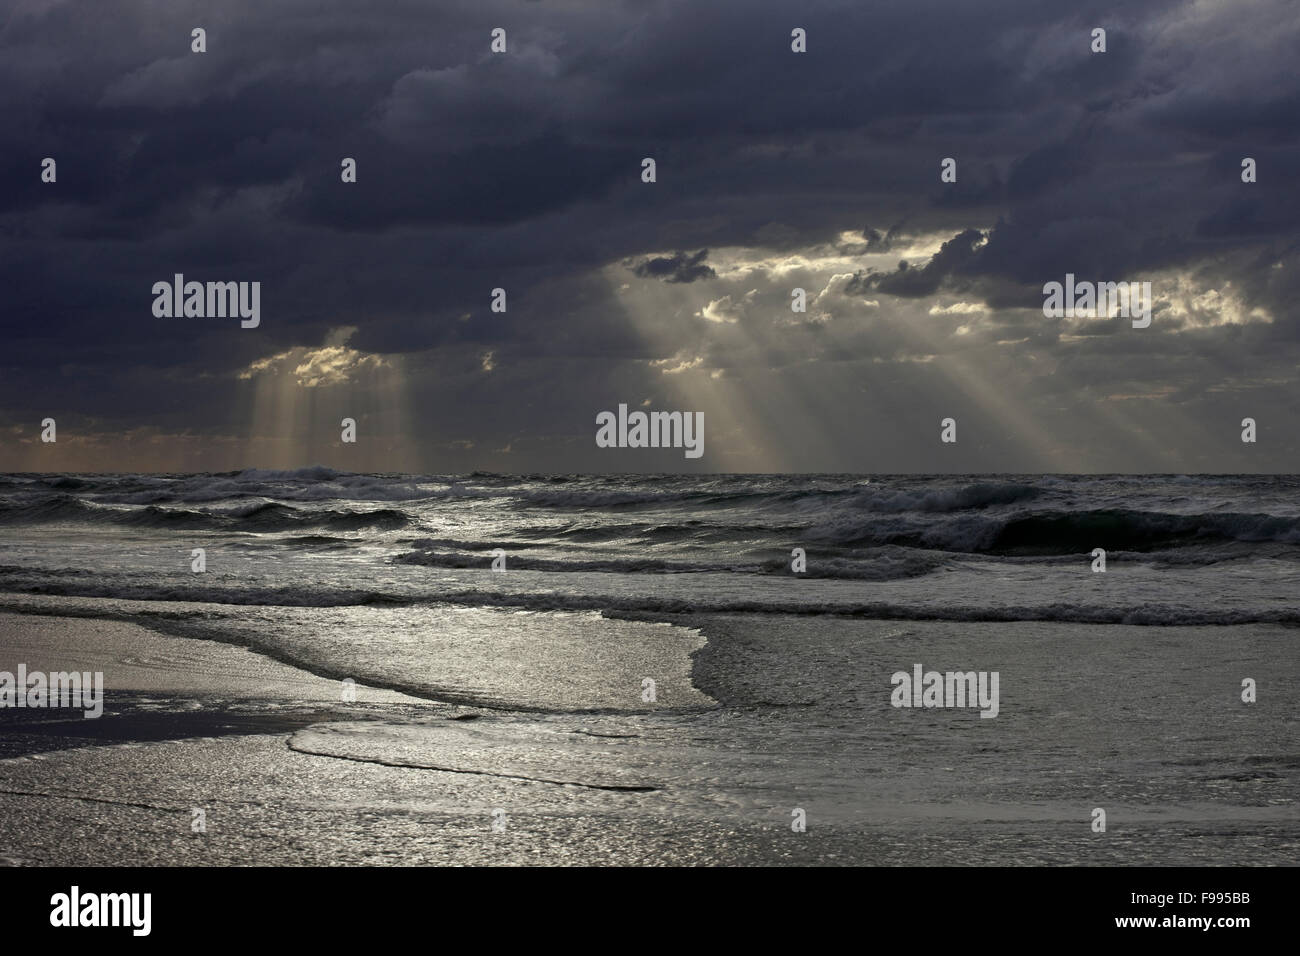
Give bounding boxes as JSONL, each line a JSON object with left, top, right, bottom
{"left": 0, "top": 611, "right": 838, "bottom": 865}
{"left": 2, "top": 607, "right": 1295, "bottom": 866}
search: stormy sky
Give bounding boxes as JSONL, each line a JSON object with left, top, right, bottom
{"left": 2, "top": 0, "right": 1297, "bottom": 473}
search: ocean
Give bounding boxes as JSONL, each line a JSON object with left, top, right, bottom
{"left": 1, "top": 471, "right": 1297, "bottom": 864}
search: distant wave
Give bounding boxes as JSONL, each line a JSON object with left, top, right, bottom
{"left": 2, "top": 578, "right": 1298, "bottom": 626}
{"left": 0, "top": 494, "right": 411, "bottom": 532}
{"left": 836, "top": 481, "right": 1042, "bottom": 514}
{"left": 807, "top": 509, "right": 1300, "bottom": 553}
{"left": 7, "top": 486, "right": 1300, "bottom": 559}
{"left": 394, "top": 544, "right": 949, "bottom": 580}
{"left": 13, "top": 468, "right": 458, "bottom": 504}
{"left": 479, "top": 479, "right": 1042, "bottom": 512}
{"left": 393, "top": 550, "right": 710, "bottom": 574}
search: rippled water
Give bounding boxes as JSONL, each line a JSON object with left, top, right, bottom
{"left": 1, "top": 471, "right": 1296, "bottom": 864}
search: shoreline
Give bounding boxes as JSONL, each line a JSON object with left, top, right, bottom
{"left": 2, "top": 607, "right": 1297, "bottom": 866}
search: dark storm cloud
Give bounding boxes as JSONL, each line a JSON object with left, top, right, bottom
{"left": 630, "top": 249, "right": 716, "bottom": 283}
{"left": 851, "top": 229, "right": 987, "bottom": 298}
{"left": 1, "top": 0, "right": 1298, "bottom": 471}
{"left": 862, "top": 223, "right": 907, "bottom": 252}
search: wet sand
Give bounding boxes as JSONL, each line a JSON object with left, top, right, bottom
{"left": 0, "top": 612, "right": 826, "bottom": 865}
{"left": 1, "top": 611, "right": 1296, "bottom": 866}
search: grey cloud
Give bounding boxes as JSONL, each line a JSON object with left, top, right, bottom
{"left": 631, "top": 249, "right": 716, "bottom": 283}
